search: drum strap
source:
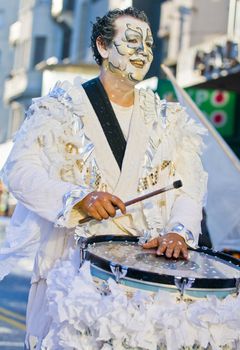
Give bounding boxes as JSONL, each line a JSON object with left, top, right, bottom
{"left": 82, "top": 77, "right": 126, "bottom": 170}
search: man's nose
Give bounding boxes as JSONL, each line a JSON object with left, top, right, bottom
{"left": 136, "top": 43, "right": 148, "bottom": 55}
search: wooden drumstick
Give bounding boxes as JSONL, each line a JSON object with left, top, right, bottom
{"left": 78, "top": 180, "right": 182, "bottom": 225}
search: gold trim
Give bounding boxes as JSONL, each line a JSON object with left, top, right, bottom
{"left": 138, "top": 160, "right": 176, "bottom": 192}
{"left": 65, "top": 142, "right": 78, "bottom": 154}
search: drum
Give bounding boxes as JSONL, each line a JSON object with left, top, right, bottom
{"left": 77, "top": 235, "right": 240, "bottom": 350}
{"left": 80, "top": 235, "right": 240, "bottom": 300}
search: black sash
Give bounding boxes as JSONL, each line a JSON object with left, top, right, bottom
{"left": 82, "top": 77, "right": 126, "bottom": 170}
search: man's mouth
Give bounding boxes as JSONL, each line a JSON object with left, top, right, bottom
{"left": 130, "top": 59, "right": 145, "bottom": 68}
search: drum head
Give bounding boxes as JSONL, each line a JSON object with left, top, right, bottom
{"left": 85, "top": 235, "right": 240, "bottom": 289}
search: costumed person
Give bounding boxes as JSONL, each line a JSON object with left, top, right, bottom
{"left": 0, "top": 7, "right": 207, "bottom": 349}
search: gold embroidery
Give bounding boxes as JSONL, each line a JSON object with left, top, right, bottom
{"left": 149, "top": 168, "right": 159, "bottom": 186}
{"left": 137, "top": 167, "right": 159, "bottom": 192}
{"left": 100, "top": 183, "right": 108, "bottom": 192}
{"left": 65, "top": 143, "right": 78, "bottom": 154}
{"left": 161, "top": 160, "right": 171, "bottom": 170}
{"left": 60, "top": 166, "right": 74, "bottom": 181}
{"left": 91, "top": 165, "right": 102, "bottom": 189}
{"left": 169, "top": 161, "right": 176, "bottom": 176}
{"left": 95, "top": 173, "right": 101, "bottom": 188}
{"left": 137, "top": 160, "right": 176, "bottom": 192}
{"left": 76, "top": 159, "right": 84, "bottom": 172}
{"left": 137, "top": 177, "right": 149, "bottom": 192}
{"left": 84, "top": 167, "right": 91, "bottom": 185}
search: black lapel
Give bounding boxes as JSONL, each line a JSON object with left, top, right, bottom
{"left": 82, "top": 77, "right": 126, "bottom": 170}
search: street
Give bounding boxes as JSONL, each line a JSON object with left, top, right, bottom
{"left": 0, "top": 218, "right": 31, "bottom": 349}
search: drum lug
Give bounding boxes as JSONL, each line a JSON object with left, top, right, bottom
{"left": 174, "top": 277, "right": 195, "bottom": 298}
{"left": 236, "top": 278, "right": 240, "bottom": 295}
{"left": 110, "top": 262, "right": 128, "bottom": 283}
{"left": 78, "top": 236, "right": 88, "bottom": 268}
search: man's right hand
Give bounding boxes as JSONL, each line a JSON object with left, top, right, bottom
{"left": 77, "top": 191, "right": 126, "bottom": 221}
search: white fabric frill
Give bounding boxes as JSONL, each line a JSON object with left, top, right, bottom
{"left": 0, "top": 80, "right": 96, "bottom": 279}
{"left": 0, "top": 208, "right": 43, "bottom": 280}
{"left": 138, "top": 90, "right": 208, "bottom": 236}
{"left": 166, "top": 102, "right": 208, "bottom": 205}
{"left": 43, "top": 250, "right": 240, "bottom": 350}
{"left": 10, "top": 80, "right": 95, "bottom": 186}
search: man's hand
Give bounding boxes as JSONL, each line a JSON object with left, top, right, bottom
{"left": 142, "top": 232, "right": 188, "bottom": 259}
{"left": 77, "top": 191, "right": 126, "bottom": 221}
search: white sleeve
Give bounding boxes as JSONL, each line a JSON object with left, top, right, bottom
{"left": 165, "top": 104, "right": 208, "bottom": 247}
{"left": 166, "top": 194, "right": 203, "bottom": 247}
{"left": 3, "top": 143, "right": 82, "bottom": 223}
{"left": 167, "top": 151, "right": 207, "bottom": 247}
{"left": 1, "top": 85, "right": 92, "bottom": 226}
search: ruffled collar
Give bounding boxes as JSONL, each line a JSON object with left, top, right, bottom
{"left": 47, "top": 79, "right": 85, "bottom": 117}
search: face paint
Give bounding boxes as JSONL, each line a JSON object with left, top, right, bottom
{"left": 106, "top": 16, "right": 154, "bottom": 83}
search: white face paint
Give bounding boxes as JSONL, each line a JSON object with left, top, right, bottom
{"left": 106, "top": 16, "right": 154, "bottom": 83}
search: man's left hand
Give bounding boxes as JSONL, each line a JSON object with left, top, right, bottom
{"left": 142, "top": 233, "right": 188, "bottom": 259}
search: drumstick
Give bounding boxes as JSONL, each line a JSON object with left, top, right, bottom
{"left": 78, "top": 180, "right": 182, "bottom": 225}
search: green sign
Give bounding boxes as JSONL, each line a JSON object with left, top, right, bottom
{"left": 156, "top": 79, "right": 177, "bottom": 102}
{"left": 156, "top": 79, "right": 236, "bottom": 137}
{"left": 186, "top": 88, "right": 236, "bottom": 137}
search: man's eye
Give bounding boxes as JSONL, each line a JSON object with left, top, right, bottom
{"left": 128, "top": 38, "right": 138, "bottom": 44}
{"left": 146, "top": 42, "right": 153, "bottom": 48}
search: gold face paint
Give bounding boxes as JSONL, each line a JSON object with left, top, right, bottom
{"left": 106, "top": 16, "right": 154, "bottom": 83}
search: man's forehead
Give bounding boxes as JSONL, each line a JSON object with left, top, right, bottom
{"left": 114, "top": 16, "right": 152, "bottom": 37}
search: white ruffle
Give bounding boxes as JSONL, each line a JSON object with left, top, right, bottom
{"left": 5, "top": 80, "right": 98, "bottom": 188}
{"left": 138, "top": 92, "right": 208, "bottom": 233}
{"left": 42, "top": 252, "right": 240, "bottom": 350}
{"left": 139, "top": 88, "right": 157, "bottom": 125}
{"left": 0, "top": 209, "right": 41, "bottom": 280}
{"left": 56, "top": 186, "right": 92, "bottom": 228}
{"left": 166, "top": 103, "right": 208, "bottom": 203}
{"left": 0, "top": 80, "right": 101, "bottom": 279}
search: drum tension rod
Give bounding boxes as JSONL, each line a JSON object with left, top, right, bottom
{"left": 110, "top": 262, "right": 128, "bottom": 283}
{"left": 174, "top": 277, "right": 195, "bottom": 298}
{"left": 236, "top": 278, "right": 240, "bottom": 296}
{"left": 78, "top": 236, "right": 88, "bottom": 268}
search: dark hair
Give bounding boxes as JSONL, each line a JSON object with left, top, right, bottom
{"left": 91, "top": 7, "right": 150, "bottom": 66}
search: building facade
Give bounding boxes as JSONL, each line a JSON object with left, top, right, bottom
{"left": 3, "top": 0, "right": 65, "bottom": 140}
{"left": 2, "top": 0, "right": 164, "bottom": 142}
{"left": 0, "top": 0, "right": 19, "bottom": 143}
{"left": 158, "top": 0, "right": 240, "bottom": 157}
{"left": 159, "top": 0, "right": 230, "bottom": 69}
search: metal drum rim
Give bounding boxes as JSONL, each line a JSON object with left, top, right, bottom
{"left": 84, "top": 235, "right": 240, "bottom": 290}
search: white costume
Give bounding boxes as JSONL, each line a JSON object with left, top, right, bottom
{"left": 0, "top": 78, "right": 208, "bottom": 349}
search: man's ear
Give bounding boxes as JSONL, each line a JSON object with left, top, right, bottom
{"left": 96, "top": 36, "right": 109, "bottom": 59}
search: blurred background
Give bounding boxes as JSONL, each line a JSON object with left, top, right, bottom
{"left": 0, "top": 0, "right": 239, "bottom": 348}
